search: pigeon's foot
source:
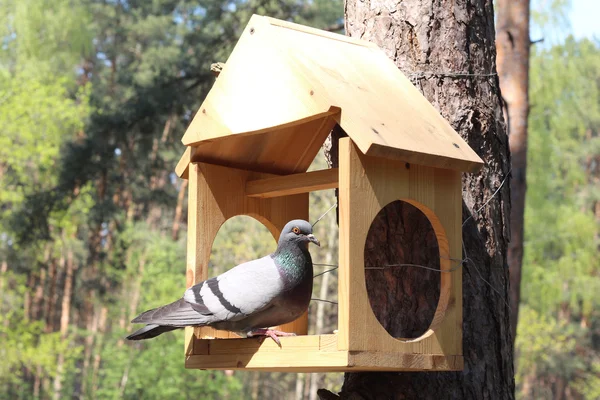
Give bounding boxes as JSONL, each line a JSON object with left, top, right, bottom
{"left": 247, "top": 329, "right": 296, "bottom": 347}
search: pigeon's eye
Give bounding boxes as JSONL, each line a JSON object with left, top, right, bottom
{"left": 292, "top": 227, "right": 300, "bottom": 234}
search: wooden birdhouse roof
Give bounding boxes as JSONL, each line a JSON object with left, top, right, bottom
{"left": 176, "top": 15, "right": 483, "bottom": 178}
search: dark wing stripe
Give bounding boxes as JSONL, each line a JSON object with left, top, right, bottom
{"left": 183, "top": 282, "right": 211, "bottom": 314}
{"left": 190, "top": 302, "right": 213, "bottom": 315}
{"left": 206, "top": 277, "right": 242, "bottom": 314}
{"left": 193, "top": 282, "right": 205, "bottom": 305}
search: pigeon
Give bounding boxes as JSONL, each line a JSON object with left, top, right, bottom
{"left": 126, "top": 219, "right": 319, "bottom": 345}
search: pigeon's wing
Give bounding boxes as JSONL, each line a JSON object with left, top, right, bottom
{"left": 183, "top": 255, "right": 284, "bottom": 322}
{"left": 126, "top": 324, "right": 180, "bottom": 340}
{"left": 131, "top": 298, "right": 212, "bottom": 326}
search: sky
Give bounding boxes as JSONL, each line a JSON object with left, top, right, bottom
{"left": 570, "top": 0, "right": 600, "bottom": 40}
{"left": 529, "top": 0, "right": 599, "bottom": 47}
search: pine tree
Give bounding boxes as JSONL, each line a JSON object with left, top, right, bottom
{"left": 321, "top": 0, "right": 515, "bottom": 398}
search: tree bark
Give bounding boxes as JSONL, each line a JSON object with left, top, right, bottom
{"left": 79, "top": 299, "right": 97, "bottom": 400}
{"left": 44, "top": 258, "right": 58, "bottom": 332}
{"left": 53, "top": 247, "right": 75, "bottom": 400}
{"left": 295, "top": 373, "right": 305, "bottom": 400}
{"left": 0, "top": 259, "right": 7, "bottom": 315}
{"left": 496, "top": 0, "right": 530, "bottom": 344}
{"left": 321, "top": 0, "right": 515, "bottom": 398}
{"left": 31, "top": 268, "right": 46, "bottom": 322}
{"left": 172, "top": 179, "right": 188, "bottom": 241}
{"left": 91, "top": 306, "right": 108, "bottom": 399}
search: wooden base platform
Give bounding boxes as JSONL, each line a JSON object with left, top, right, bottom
{"left": 185, "top": 334, "right": 463, "bottom": 372}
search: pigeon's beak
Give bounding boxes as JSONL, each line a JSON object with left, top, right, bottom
{"left": 307, "top": 234, "right": 320, "bottom": 247}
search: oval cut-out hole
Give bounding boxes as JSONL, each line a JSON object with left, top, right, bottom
{"left": 364, "top": 200, "right": 440, "bottom": 339}
{"left": 209, "top": 215, "right": 275, "bottom": 275}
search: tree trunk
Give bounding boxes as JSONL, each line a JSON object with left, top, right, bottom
{"left": 79, "top": 299, "right": 97, "bottom": 400}
{"left": 320, "top": 1, "right": 515, "bottom": 398}
{"left": 33, "top": 365, "right": 42, "bottom": 399}
{"left": 53, "top": 247, "right": 75, "bottom": 400}
{"left": 32, "top": 268, "right": 46, "bottom": 322}
{"left": 172, "top": 179, "right": 188, "bottom": 241}
{"left": 496, "top": 0, "right": 530, "bottom": 344}
{"left": 0, "top": 259, "right": 7, "bottom": 314}
{"left": 91, "top": 306, "right": 108, "bottom": 398}
{"left": 128, "top": 255, "right": 147, "bottom": 321}
{"left": 44, "top": 258, "right": 59, "bottom": 332}
{"left": 295, "top": 373, "right": 305, "bottom": 400}
{"left": 251, "top": 372, "right": 260, "bottom": 400}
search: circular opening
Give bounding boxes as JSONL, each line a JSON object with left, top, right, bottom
{"left": 209, "top": 215, "right": 275, "bottom": 275}
{"left": 364, "top": 200, "right": 441, "bottom": 339}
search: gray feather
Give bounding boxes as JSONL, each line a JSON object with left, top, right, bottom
{"left": 127, "top": 324, "right": 179, "bottom": 340}
{"left": 131, "top": 298, "right": 208, "bottom": 326}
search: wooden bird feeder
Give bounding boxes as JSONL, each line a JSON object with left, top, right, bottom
{"left": 175, "top": 15, "right": 483, "bottom": 372}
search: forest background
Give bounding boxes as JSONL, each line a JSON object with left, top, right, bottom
{"left": 0, "top": 0, "right": 598, "bottom": 399}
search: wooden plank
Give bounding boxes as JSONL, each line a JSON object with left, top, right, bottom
{"left": 185, "top": 353, "right": 349, "bottom": 372}
{"left": 319, "top": 334, "right": 339, "bottom": 351}
{"left": 191, "top": 113, "right": 338, "bottom": 175}
{"left": 185, "top": 350, "right": 462, "bottom": 372}
{"left": 366, "top": 143, "right": 482, "bottom": 174}
{"left": 175, "top": 146, "right": 193, "bottom": 179}
{"left": 432, "top": 168, "right": 463, "bottom": 355}
{"left": 186, "top": 334, "right": 348, "bottom": 370}
{"left": 245, "top": 168, "right": 338, "bottom": 198}
{"left": 201, "top": 334, "right": 326, "bottom": 355}
{"left": 337, "top": 140, "right": 351, "bottom": 352}
{"left": 184, "top": 164, "right": 202, "bottom": 356}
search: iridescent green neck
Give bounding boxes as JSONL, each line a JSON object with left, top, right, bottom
{"left": 272, "top": 243, "right": 312, "bottom": 286}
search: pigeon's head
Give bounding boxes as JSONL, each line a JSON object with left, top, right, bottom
{"left": 279, "top": 219, "right": 320, "bottom": 248}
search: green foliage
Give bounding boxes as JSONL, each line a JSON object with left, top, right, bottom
{"left": 575, "top": 361, "right": 600, "bottom": 399}
{"left": 0, "top": 0, "right": 93, "bottom": 74}
{"left": 0, "top": 272, "right": 83, "bottom": 400}
{"left": 1, "top": 0, "right": 343, "bottom": 398}
{"left": 0, "top": 71, "right": 90, "bottom": 230}
{"left": 516, "top": 36, "right": 600, "bottom": 399}
{"left": 210, "top": 216, "right": 276, "bottom": 273}
{"left": 90, "top": 230, "right": 242, "bottom": 400}
{"left": 516, "top": 307, "right": 581, "bottom": 381}
{"left": 523, "top": 37, "right": 600, "bottom": 315}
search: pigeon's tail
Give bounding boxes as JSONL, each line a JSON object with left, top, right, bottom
{"left": 127, "top": 298, "right": 211, "bottom": 341}
{"left": 126, "top": 324, "right": 180, "bottom": 340}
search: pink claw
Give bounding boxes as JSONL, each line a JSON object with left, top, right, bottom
{"left": 248, "top": 329, "right": 297, "bottom": 347}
